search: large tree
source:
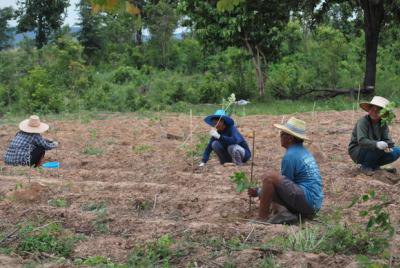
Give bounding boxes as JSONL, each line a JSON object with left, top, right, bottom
{"left": 146, "top": 1, "right": 178, "bottom": 68}
{"left": 0, "top": 7, "right": 14, "bottom": 50}
{"left": 16, "top": 0, "right": 69, "bottom": 49}
{"left": 220, "top": 0, "right": 400, "bottom": 95}
{"left": 77, "top": 0, "right": 103, "bottom": 62}
{"left": 309, "top": 0, "right": 400, "bottom": 94}
{"left": 180, "top": 0, "right": 298, "bottom": 96}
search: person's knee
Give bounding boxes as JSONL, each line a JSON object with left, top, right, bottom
{"left": 261, "top": 171, "right": 281, "bottom": 185}
{"left": 211, "top": 140, "right": 222, "bottom": 150}
{"left": 392, "top": 147, "right": 400, "bottom": 159}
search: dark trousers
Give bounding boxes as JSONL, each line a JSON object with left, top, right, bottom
{"left": 358, "top": 147, "right": 400, "bottom": 169}
{"left": 30, "top": 146, "right": 45, "bottom": 167}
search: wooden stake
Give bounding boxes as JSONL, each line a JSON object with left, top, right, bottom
{"left": 190, "top": 109, "right": 193, "bottom": 173}
{"left": 249, "top": 130, "right": 256, "bottom": 212}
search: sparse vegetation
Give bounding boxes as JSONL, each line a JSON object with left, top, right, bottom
{"left": 83, "top": 145, "right": 103, "bottom": 156}
{"left": 48, "top": 198, "right": 68, "bottom": 208}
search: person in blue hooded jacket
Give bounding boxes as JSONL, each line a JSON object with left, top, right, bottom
{"left": 199, "top": 110, "right": 251, "bottom": 167}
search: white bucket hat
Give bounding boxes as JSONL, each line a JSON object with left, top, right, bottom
{"left": 274, "top": 117, "right": 310, "bottom": 141}
{"left": 359, "top": 96, "right": 389, "bottom": 112}
{"left": 19, "top": 115, "right": 49, "bottom": 134}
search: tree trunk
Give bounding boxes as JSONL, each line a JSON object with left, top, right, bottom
{"left": 135, "top": 28, "right": 142, "bottom": 45}
{"left": 36, "top": 15, "right": 45, "bottom": 49}
{"left": 244, "top": 39, "right": 266, "bottom": 96}
{"left": 360, "top": 0, "right": 384, "bottom": 95}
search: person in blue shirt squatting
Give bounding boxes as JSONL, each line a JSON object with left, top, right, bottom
{"left": 199, "top": 110, "right": 251, "bottom": 167}
{"left": 248, "top": 117, "right": 324, "bottom": 223}
{"left": 4, "top": 115, "right": 58, "bottom": 168}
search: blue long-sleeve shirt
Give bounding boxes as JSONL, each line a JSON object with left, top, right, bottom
{"left": 202, "top": 125, "right": 251, "bottom": 163}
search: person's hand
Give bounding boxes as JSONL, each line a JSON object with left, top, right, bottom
{"left": 248, "top": 188, "right": 258, "bottom": 198}
{"left": 53, "top": 141, "right": 59, "bottom": 147}
{"left": 198, "top": 162, "right": 205, "bottom": 167}
{"left": 377, "top": 141, "right": 388, "bottom": 150}
{"left": 209, "top": 128, "right": 220, "bottom": 139}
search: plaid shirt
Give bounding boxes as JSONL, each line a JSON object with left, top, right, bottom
{"left": 4, "top": 131, "right": 57, "bottom": 165}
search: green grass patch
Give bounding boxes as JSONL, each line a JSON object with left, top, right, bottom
{"left": 82, "top": 201, "right": 109, "bottom": 234}
{"left": 132, "top": 144, "right": 153, "bottom": 154}
{"left": 83, "top": 146, "right": 103, "bottom": 156}
{"left": 48, "top": 198, "right": 68, "bottom": 208}
{"left": 127, "top": 234, "right": 186, "bottom": 267}
{"left": 82, "top": 201, "right": 107, "bottom": 212}
{"left": 16, "top": 222, "right": 81, "bottom": 258}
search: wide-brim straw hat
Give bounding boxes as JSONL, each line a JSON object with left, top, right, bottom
{"left": 359, "top": 96, "right": 390, "bottom": 112}
{"left": 19, "top": 115, "right": 49, "bottom": 134}
{"left": 273, "top": 117, "right": 310, "bottom": 142}
{"left": 204, "top": 109, "right": 234, "bottom": 126}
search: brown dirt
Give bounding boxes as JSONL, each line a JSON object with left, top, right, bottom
{"left": 0, "top": 110, "right": 399, "bottom": 267}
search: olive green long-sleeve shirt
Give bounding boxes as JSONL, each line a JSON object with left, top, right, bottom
{"left": 348, "top": 115, "right": 393, "bottom": 162}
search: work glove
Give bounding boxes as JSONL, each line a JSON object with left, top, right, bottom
{"left": 198, "top": 162, "right": 205, "bottom": 167}
{"left": 376, "top": 141, "right": 388, "bottom": 150}
{"left": 209, "top": 128, "right": 220, "bottom": 139}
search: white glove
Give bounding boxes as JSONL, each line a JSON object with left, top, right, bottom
{"left": 198, "top": 162, "right": 205, "bottom": 167}
{"left": 209, "top": 129, "right": 220, "bottom": 139}
{"left": 53, "top": 141, "right": 59, "bottom": 147}
{"left": 376, "top": 141, "right": 388, "bottom": 150}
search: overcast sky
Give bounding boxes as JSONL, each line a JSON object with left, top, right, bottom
{"left": 0, "top": 0, "right": 80, "bottom": 27}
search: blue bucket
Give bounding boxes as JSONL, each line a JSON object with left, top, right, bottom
{"left": 42, "top": 161, "right": 60, "bottom": 169}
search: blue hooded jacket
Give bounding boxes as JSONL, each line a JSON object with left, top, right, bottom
{"left": 202, "top": 125, "right": 251, "bottom": 163}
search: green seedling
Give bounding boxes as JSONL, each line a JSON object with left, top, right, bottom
{"left": 380, "top": 101, "right": 396, "bottom": 126}
{"left": 229, "top": 171, "right": 257, "bottom": 193}
{"left": 89, "top": 129, "right": 97, "bottom": 140}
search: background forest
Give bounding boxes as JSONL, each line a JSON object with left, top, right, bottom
{"left": 0, "top": 0, "right": 399, "bottom": 114}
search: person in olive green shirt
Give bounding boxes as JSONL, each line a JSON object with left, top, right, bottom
{"left": 348, "top": 96, "right": 400, "bottom": 175}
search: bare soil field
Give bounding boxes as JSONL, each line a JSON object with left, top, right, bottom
{"left": 0, "top": 110, "right": 399, "bottom": 267}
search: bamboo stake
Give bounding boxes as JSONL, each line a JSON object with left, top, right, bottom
{"left": 249, "top": 130, "right": 255, "bottom": 212}
{"left": 190, "top": 109, "right": 193, "bottom": 173}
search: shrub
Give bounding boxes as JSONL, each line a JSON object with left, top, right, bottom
{"left": 16, "top": 67, "right": 63, "bottom": 113}
{"left": 113, "top": 66, "right": 141, "bottom": 84}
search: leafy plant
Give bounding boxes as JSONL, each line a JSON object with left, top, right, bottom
{"left": 17, "top": 223, "right": 79, "bottom": 257}
{"left": 380, "top": 101, "right": 396, "bottom": 126}
{"left": 229, "top": 171, "right": 256, "bottom": 193}
{"left": 349, "top": 190, "right": 394, "bottom": 238}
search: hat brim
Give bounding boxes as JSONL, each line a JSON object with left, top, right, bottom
{"left": 19, "top": 119, "right": 49, "bottom": 133}
{"left": 273, "top": 123, "right": 310, "bottom": 142}
{"left": 204, "top": 115, "right": 234, "bottom": 126}
{"left": 359, "top": 102, "right": 385, "bottom": 112}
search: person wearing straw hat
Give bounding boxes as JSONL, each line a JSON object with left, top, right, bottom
{"left": 4, "top": 115, "right": 58, "bottom": 167}
{"left": 248, "top": 117, "right": 324, "bottom": 223}
{"left": 348, "top": 96, "right": 400, "bottom": 175}
{"left": 199, "top": 109, "right": 251, "bottom": 167}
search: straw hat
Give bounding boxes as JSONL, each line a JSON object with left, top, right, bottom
{"left": 19, "top": 115, "right": 49, "bottom": 133}
{"left": 204, "top": 109, "right": 234, "bottom": 126}
{"left": 359, "top": 96, "right": 389, "bottom": 112}
{"left": 273, "top": 117, "right": 310, "bottom": 141}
